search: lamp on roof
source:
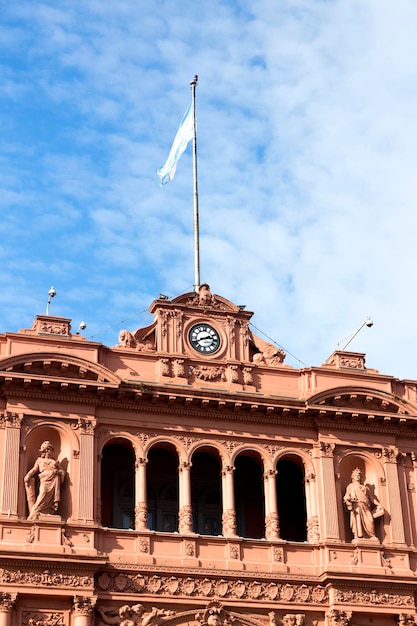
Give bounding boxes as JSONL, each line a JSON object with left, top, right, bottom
{"left": 46, "top": 286, "right": 56, "bottom": 315}
{"left": 337, "top": 317, "right": 374, "bottom": 351}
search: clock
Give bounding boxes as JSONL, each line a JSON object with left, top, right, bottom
{"left": 189, "top": 323, "right": 221, "bottom": 354}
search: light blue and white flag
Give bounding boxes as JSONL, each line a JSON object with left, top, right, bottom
{"left": 157, "top": 104, "right": 194, "bottom": 185}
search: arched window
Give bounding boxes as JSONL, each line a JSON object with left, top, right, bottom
{"left": 234, "top": 453, "right": 265, "bottom": 539}
{"left": 146, "top": 445, "right": 179, "bottom": 532}
{"left": 276, "top": 456, "right": 307, "bottom": 542}
{"left": 100, "top": 441, "right": 135, "bottom": 529}
{"left": 191, "top": 450, "right": 222, "bottom": 535}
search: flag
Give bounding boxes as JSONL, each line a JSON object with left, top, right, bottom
{"left": 157, "top": 103, "right": 194, "bottom": 185}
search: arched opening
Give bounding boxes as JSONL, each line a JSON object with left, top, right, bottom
{"left": 276, "top": 456, "right": 307, "bottom": 542}
{"left": 146, "top": 445, "right": 179, "bottom": 532}
{"left": 234, "top": 453, "right": 265, "bottom": 538}
{"left": 101, "top": 441, "right": 135, "bottom": 529}
{"left": 191, "top": 449, "right": 222, "bottom": 535}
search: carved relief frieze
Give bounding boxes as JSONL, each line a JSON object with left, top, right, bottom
{"left": 22, "top": 613, "right": 65, "bottom": 626}
{"left": 138, "top": 536, "right": 150, "bottom": 553}
{"left": 0, "top": 567, "right": 93, "bottom": 589}
{"left": 189, "top": 365, "right": 226, "bottom": 382}
{"left": 33, "top": 316, "right": 71, "bottom": 335}
{"left": 95, "top": 572, "right": 328, "bottom": 604}
{"left": 334, "top": 588, "right": 414, "bottom": 607}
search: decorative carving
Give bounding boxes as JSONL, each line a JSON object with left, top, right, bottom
{"left": 335, "top": 588, "right": 414, "bottom": 607}
{"left": 22, "top": 612, "right": 65, "bottom": 626}
{"left": 222, "top": 510, "right": 237, "bottom": 537}
{"left": 159, "top": 358, "right": 170, "bottom": 377}
{"left": 178, "top": 505, "right": 193, "bottom": 534}
{"left": 228, "top": 365, "right": 239, "bottom": 383}
{"left": 0, "top": 412, "right": 23, "bottom": 428}
{"left": 184, "top": 540, "right": 195, "bottom": 556}
{"left": 26, "top": 526, "right": 36, "bottom": 544}
{"left": 73, "top": 417, "right": 95, "bottom": 434}
{"left": 265, "top": 513, "right": 280, "bottom": 540}
{"left": 117, "top": 330, "right": 137, "bottom": 348}
{"left": 327, "top": 610, "right": 352, "bottom": 626}
{"left": 350, "top": 548, "right": 359, "bottom": 565}
{"left": 24, "top": 441, "right": 66, "bottom": 520}
{"left": 139, "top": 537, "right": 150, "bottom": 553}
{"left": 195, "top": 601, "right": 231, "bottom": 626}
{"left": 273, "top": 547, "right": 284, "bottom": 562}
{"left": 229, "top": 544, "right": 239, "bottom": 560}
{"left": 251, "top": 334, "right": 286, "bottom": 366}
{"left": 190, "top": 365, "right": 226, "bottom": 382}
{"left": 0, "top": 593, "right": 17, "bottom": 611}
{"left": 0, "top": 567, "right": 92, "bottom": 589}
{"left": 32, "top": 315, "right": 70, "bottom": 335}
{"left": 307, "top": 516, "right": 320, "bottom": 543}
{"left": 382, "top": 447, "right": 397, "bottom": 463}
{"left": 226, "top": 317, "right": 236, "bottom": 345}
{"left": 188, "top": 284, "right": 222, "bottom": 309}
{"left": 173, "top": 359, "right": 185, "bottom": 378}
{"left": 242, "top": 366, "right": 253, "bottom": 385}
{"left": 380, "top": 550, "right": 392, "bottom": 568}
{"left": 61, "top": 529, "right": 73, "bottom": 549}
{"left": 135, "top": 503, "right": 148, "bottom": 531}
{"left": 398, "top": 615, "right": 417, "bottom": 626}
{"left": 317, "top": 442, "right": 335, "bottom": 457}
{"left": 282, "top": 616, "right": 305, "bottom": 626}
{"left": 73, "top": 597, "right": 96, "bottom": 616}
{"left": 97, "top": 604, "right": 175, "bottom": 626}
{"left": 343, "top": 468, "right": 382, "bottom": 540}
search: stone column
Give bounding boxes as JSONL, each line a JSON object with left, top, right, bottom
{"left": 77, "top": 418, "right": 96, "bottom": 522}
{"left": 382, "top": 447, "right": 406, "bottom": 545}
{"left": 73, "top": 597, "right": 96, "bottom": 626}
{"left": 264, "top": 468, "right": 279, "bottom": 540}
{"left": 221, "top": 465, "right": 237, "bottom": 537}
{"left": 134, "top": 454, "right": 148, "bottom": 530}
{"left": 0, "top": 593, "right": 17, "bottom": 626}
{"left": 0, "top": 413, "right": 22, "bottom": 517}
{"left": 305, "top": 472, "right": 320, "bottom": 543}
{"left": 316, "top": 442, "right": 340, "bottom": 541}
{"left": 178, "top": 461, "right": 193, "bottom": 533}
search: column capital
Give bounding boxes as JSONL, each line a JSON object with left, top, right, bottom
{"left": 73, "top": 597, "right": 96, "bottom": 617}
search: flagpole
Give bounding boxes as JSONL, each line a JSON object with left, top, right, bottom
{"left": 190, "top": 75, "right": 200, "bottom": 292}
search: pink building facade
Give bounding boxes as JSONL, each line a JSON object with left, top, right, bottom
{"left": 0, "top": 285, "right": 417, "bottom": 626}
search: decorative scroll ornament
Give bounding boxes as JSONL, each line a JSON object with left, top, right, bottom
{"left": 97, "top": 604, "right": 175, "bottom": 626}
{"left": 0, "top": 567, "right": 92, "bottom": 589}
{"left": 251, "top": 334, "right": 286, "bottom": 366}
{"left": 335, "top": 588, "right": 414, "bottom": 607}
{"left": 0, "top": 412, "right": 23, "bottom": 428}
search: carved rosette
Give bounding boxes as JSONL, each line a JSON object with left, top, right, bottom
{"left": 222, "top": 509, "right": 237, "bottom": 537}
{"left": 135, "top": 503, "right": 148, "bottom": 530}
{"left": 307, "top": 516, "right": 320, "bottom": 543}
{"left": 73, "top": 597, "right": 96, "bottom": 617}
{"left": 178, "top": 505, "right": 193, "bottom": 534}
{"left": 327, "top": 609, "right": 352, "bottom": 626}
{"left": 0, "top": 593, "right": 17, "bottom": 612}
{"left": 265, "top": 513, "right": 280, "bottom": 540}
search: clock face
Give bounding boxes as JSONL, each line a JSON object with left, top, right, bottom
{"left": 189, "top": 324, "right": 221, "bottom": 354}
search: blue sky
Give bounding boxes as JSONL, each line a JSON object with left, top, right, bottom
{"left": 1, "top": 0, "right": 417, "bottom": 378}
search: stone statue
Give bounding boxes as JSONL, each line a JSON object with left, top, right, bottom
{"left": 98, "top": 605, "right": 175, "bottom": 626}
{"left": 343, "top": 468, "right": 382, "bottom": 540}
{"left": 24, "top": 441, "right": 65, "bottom": 520}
